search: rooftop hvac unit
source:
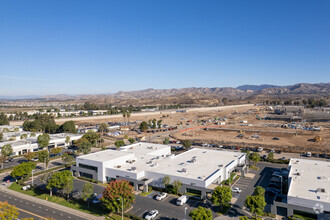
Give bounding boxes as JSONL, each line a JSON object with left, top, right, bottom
{"left": 317, "top": 188, "right": 326, "bottom": 193}
{"left": 182, "top": 168, "right": 187, "bottom": 173}
{"left": 191, "top": 158, "right": 196, "bottom": 163}
{"left": 131, "top": 167, "right": 136, "bottom": 171}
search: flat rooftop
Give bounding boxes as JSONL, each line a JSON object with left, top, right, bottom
{"left": 288, "top": 158, "right": 330, "bottom": 204}
{"left": 118, "top": 147, "right": 245, "bottom": 181}
{"left": 78, "top": 149, "right": 131, "bottom": 162}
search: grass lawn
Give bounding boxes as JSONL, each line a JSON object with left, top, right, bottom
{"left": 9, "top": 182, "right": 107, "bottom": 216}
{"left": 217, "top": 204, "right": 231, "bottom": 215}
{"left": 292, "top": 214, "right": 316, "bottom": 220}
{"left": 140, "top": 190, "right": 154, "bottom": 197}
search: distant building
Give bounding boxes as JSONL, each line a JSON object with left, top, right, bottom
{"left": 0, "top": 133, "right": 82, "bottom": 156}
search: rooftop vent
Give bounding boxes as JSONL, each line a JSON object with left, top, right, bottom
{"left": 317, "top": 188, "right": 326, "bottom": 193}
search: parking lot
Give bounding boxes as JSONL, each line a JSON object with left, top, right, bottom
{"left": 128, "top": 191, "right": 217, "bottom": 220}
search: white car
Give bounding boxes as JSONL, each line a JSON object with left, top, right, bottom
{"left": 231, "top": 187, "right": 241, "bottom": 193}
{"left": 155, "top": 192, "right": 167, "bottom": 201}
{"left": 145, "top": 210, "right": 159, "bottom": 220}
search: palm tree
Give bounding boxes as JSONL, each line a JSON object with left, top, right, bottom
{"left": 122, "top": 110, "right": 127, "bottom": 124}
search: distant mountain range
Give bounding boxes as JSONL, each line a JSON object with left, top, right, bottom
{"left": 1, "top": 83, "right": 329, "bottom": 106}
{"left": 236, "top": 84, "right": 278, "bottom": 91}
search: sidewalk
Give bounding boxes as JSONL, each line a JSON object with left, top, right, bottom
{"left": 0, "top": 185, "right": 104, "bottom": 220}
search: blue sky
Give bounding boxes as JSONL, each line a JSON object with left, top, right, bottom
{"left": 0, "top": 0, "right": 329, "bottom": 96}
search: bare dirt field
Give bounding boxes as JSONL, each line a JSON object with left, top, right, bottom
{"left": 172, "top": 109, "right": 330, "bottom": 154}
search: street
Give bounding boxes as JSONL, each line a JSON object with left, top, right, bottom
{"left": 0, "top": 189, "right": 86, "bottom": 220}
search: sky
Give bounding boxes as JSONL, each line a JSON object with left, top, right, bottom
{"left": 0, "top": 0, "right": 330, "bottom": 96}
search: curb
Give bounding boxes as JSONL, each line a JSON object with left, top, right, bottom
{"left": 0, "top": 186, "right": 104, "bottom": 220}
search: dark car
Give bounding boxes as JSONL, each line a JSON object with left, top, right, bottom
{"left": 265, "top": 190, "right": 277, "bottom": 197}
{"left": 273, "top": 137, "right": 280, "bottom": 140}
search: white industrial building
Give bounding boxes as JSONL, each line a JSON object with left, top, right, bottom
{"left": 72, "top": 142, "right": 247, "bottom": 198}
{"left": 272, "top": 158, "right": 330, "bottom": 219}
{"left": 0, "top": 133, "right": 82, "bottom": 156}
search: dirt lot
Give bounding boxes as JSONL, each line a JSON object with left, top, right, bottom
{"left": 172, "top": 109, "right": 330, "bottom": 154}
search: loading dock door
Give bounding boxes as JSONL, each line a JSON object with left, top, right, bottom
{"left": 276, "top": 206, "right": 287, "bottom": 216}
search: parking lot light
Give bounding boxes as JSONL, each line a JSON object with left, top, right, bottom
{"left": 32, "top": 169, "right": 35, "bottom": 187}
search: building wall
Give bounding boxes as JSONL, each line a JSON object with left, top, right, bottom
{"left": 288, "top": 196, "right": 330, "bottom": 213}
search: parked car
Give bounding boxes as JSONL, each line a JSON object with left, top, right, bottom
{"left": 273, "top": 137, "right": 280, "bottom": 140}
{"left": 176, "top": 195, "right": 188, "bottom": 206}
{"left": 145, "top": 210, "right": 159, "bottom": 220}
{"left": 31, "top": 158, "right": 38, "bottom": 162}
{"left": 231, "top": 187, "right": 241, "bottom": 193}
{"left": 267, "top": 187, "right": 281, "bottom": 193}
{"left": 155, "top": 192, "right": 167, "bottom": 201}
{"left": 268, "top": 183, "right": 281, "bottom": 189}
{"left": 265, "top": 190, "right": 277, "bottom": 197}
{"left": 272, "top": 171, "right": 281, "bottom": 176}
{"left": 92, "top": 194, "right": 102, "bottom": 204}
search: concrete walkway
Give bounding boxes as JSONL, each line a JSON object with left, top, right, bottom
{"left": 0, "top": 185, "right": 104, "bottom": 220}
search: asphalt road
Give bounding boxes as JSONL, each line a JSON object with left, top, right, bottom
{"left": 0, "top": 190, "right": 86, "bottom": 220}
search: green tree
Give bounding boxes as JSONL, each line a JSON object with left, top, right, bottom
{"left": 0, "top": 201, "right": 19, "bottom": 220}
{"left": 128, "top": 138, "right": 135, "bottom": 144}
{"left": 172, "top": 180, "right": 182, "bottom": 195}
{"left": 0, "top": 113, "right": 9, "bottom": 125}
{"left": 114, "top": 140, "right": 125, "bottom": 149}
{"left": 82, "top": 131, "right": 100, "bottom": 147}
{"left": 61, "top": 153, "right": 74, "bottom": 166}
{"left": 58, "top": 121, "right": 77, "bottom": 133}
{"left": 267, "top": 152, "right": 274, "bottom": 161}
{"left": 152, "top": 119, "right": 157, "bottom": 129}
{"left": 245, "top": 186, "right": 267, "bottom": 217}
{"left": 1, "top": 144, "right": 13, "bottom": 169}
{"left": 23, "top": 152, "right": 35, "bottom": 161}
{"left": 101, "top": 180, "right": 135, "bottom": 213}
{"left": 47, "top": 170, "right": 73, "bottom": 197}
{"left": 38, "top": 150, "right": 50, "bottom": 169}
{"left": 76, "top": 138, "right": 92, "bottom": 154}
{"left": 98, "top": 123, "right": 108, "bottom": 135}
{"left": 50, "top": 147, "right": 62, "bottom": 155}
{"left": 0, "top": 132, "right": 3, "bottom": 141}
{"left": 81, "top": 182, "right": 94, "bottom": 207}
{"left": 162, "top": 176, "right": 170, "bottom": 187}
{"left": 250, "top": 152, "right": 260, "bottom": 166}
{"left": 44, "top": 122, "right": 59, "bottom": 134}
{"left": 182, "top": 140, "right": 192, "bottom": 150}
{"left": 20, "top": 133, "right": 28, "bottom": 140}
{"left": 37, "top": 133, "right": 50, "bottom": 150}
{"left": 212, "top": 186, "right": 232, "bottom": 209}
{"left": 163, "top": 137, "right": 169, "bottom": 145}
{"left": 11, "top": 161, "right": 36, "bottom": 180}
{"left": 157, "top": 120, "right": 162, "bottom": 128}
{"left": 139, "top": 121, "right": 148, "bottom": 132}
{"left": 65, "top": 136, "right": 71, "bottom": 147}
{"left": 189, "top": 206, "right": 212, "bottom": 220}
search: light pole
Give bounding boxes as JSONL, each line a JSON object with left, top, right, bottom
{"left": 117, "top": 197, "right": 123, "bottom": 220}
{"left": 183, "top": 207, "right": 188, "bottom": 220}
{"left": 32, "top": 170, "right": 35, "bottom": 187}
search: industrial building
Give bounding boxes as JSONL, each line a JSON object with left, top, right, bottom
{"left": 72, "top": 142, "right": 247, "bottom": 198}
{"left": 272, "top": 158, "right": 330, "bottom": 219}
{"left": 0, "top": 133, "right": 82, "bottom": 156}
